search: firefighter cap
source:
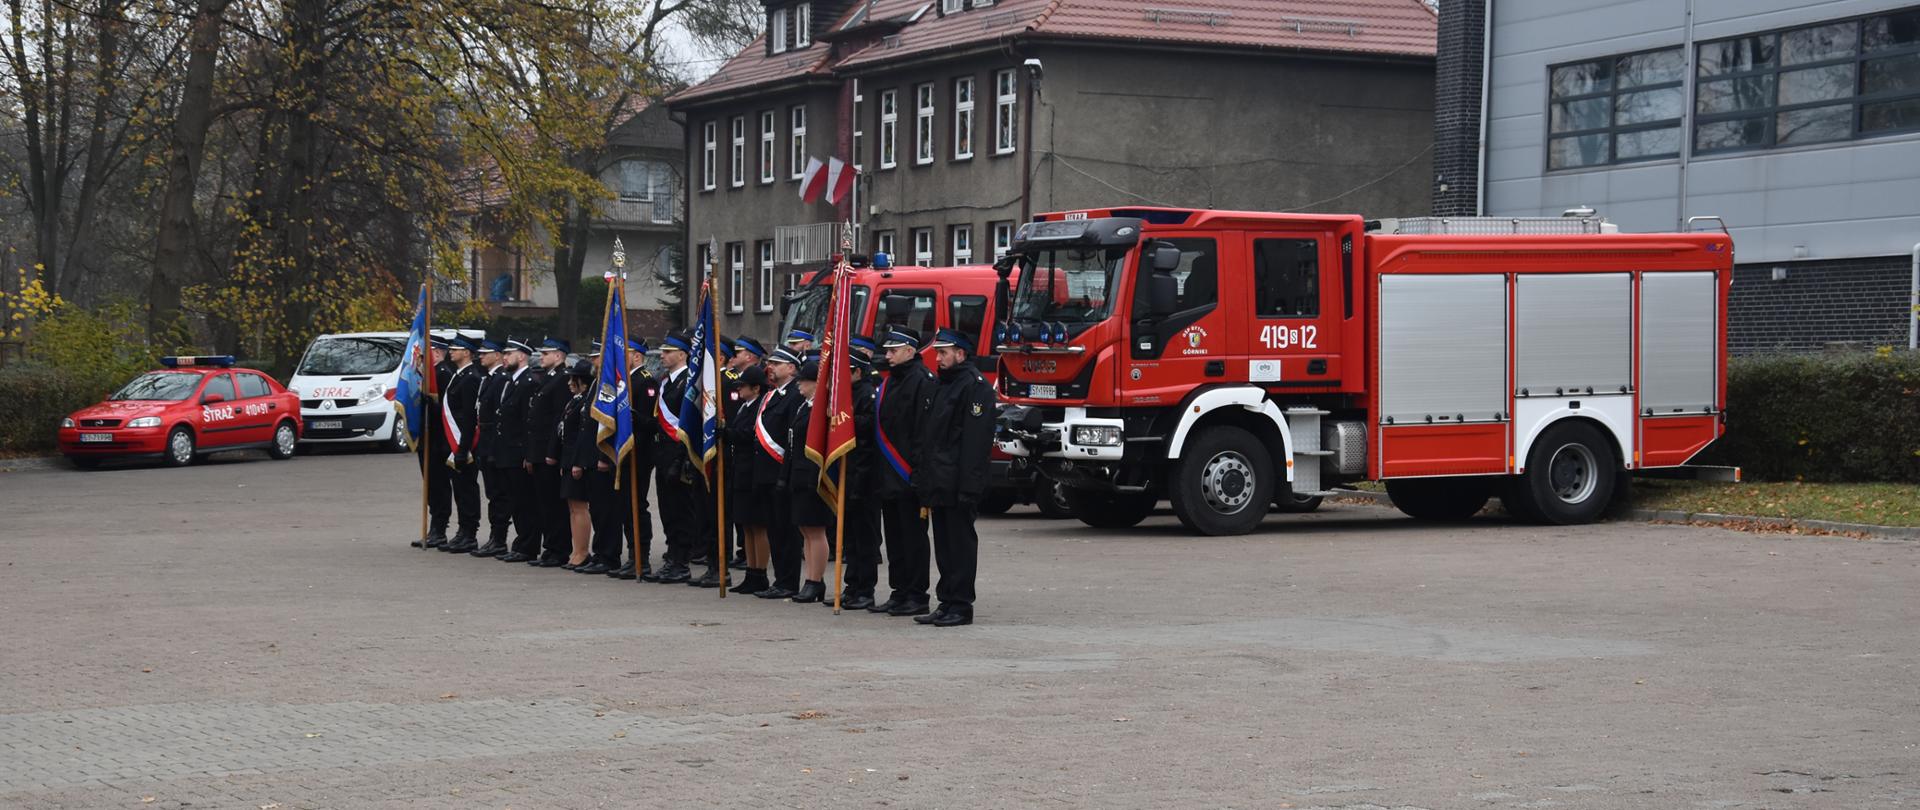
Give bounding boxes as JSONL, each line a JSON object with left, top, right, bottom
{"left": 929, "top": 329, "right": 973, "bottom": 353}
{"left": 881, "top": 328, "right": 922, "bottom": 350}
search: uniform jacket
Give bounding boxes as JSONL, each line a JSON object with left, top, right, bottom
{"left": 524, "top": 365, "right": 571, "bottom": 466}
{"left": 914, "top": 361, "right": 997, "bottom": 507}
{"left": 552, "top": 390, "right": 598, "bottom": 471}
{"left": 846, "top": 374, "right": 877, "bottom": 500}
{"left": 443, "top": 362, "right": 482, "bottom": 462}
{"left": 492, "top": 365, "right": 539, "bottom": 468}
{"left": 650, "top": 366, "right": 692, "bottom": 472}
{"left": 783, "top": 397, "right": 819, "bottom": 493}
{"left": 874, "top": 359, "right": 937, "bottom": 500}
{"left": 421, "top": 360, "right": 455, "bottom": 455}
{"left": 750, "top": 380, "right": 800, "bottom": 487}
{"left": 620, "top": 366, "right": 657, "bottom": 478}
{"left": 475, "top": 365, "right": 508, "bottom": 464}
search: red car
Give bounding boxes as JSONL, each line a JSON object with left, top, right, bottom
{"left": 57, "top": 356, "right": 302, "bottom": 469}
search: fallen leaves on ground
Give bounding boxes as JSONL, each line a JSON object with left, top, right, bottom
{"left": 790, "top": 710, "right": 827, "bottom": 720}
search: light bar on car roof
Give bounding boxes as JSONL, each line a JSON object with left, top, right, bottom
{"left": 160, "top": 355, "right": 235, "bottom": 368}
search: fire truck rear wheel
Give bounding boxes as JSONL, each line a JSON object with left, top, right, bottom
{"left": 1169, "top": 426, "right": 1274, "bottom": 536}
{"left": 1064, "top": 488, "right": 1155, "bottom": 529}
{"left": 1384, "top": 478, "right": 1490, "bottom": 521}
{"left": 1034, "top": 476, "right": 1074, "bottom": 519}
{"left": 1514, "top": 420, "right": 1618, "bottom": 525}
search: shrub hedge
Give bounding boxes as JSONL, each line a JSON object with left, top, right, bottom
{"left": 0, "top": 366, "right": 121, "bottom": 455}
{"left": 1699, "top": 350, "right": 1920, "bottom": 483}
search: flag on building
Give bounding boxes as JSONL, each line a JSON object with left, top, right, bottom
{"left": 805, "top": 225, "right": 859, "bottom": 507}
{"left": 825, "top": 157, "right": 855, "bottom": 205}
{"left": 798, "top": 156, "right": 828, "bottom": 202}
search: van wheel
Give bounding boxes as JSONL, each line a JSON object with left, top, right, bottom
{"left": 1034, "top": 476, "right": 1074, "bottom": 520}
{"left": 164, "top": 427, "right": 196, "bottom": 467}
{"left": 269, "top": 421, "right": 298, "bottom": 459}
{"left": 1169, "top": 426, "right": 1273, "bottom": 536}
{"left": 1064, "top": 488, "right": 1154, "bottom": 529}
{"left": 387, "top": 413, "right": 411, "bottom": 452}
{"left": 1385, "top": 478, "right": 1490, "bottom": 521}
{"left": 1510, "top": 421, "right": 1617, "bottom": 525}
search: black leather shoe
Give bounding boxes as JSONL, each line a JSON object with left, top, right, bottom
{"left": 913, "top": 607, "right": 944, "bottom": 625}
{"left": 730, "top": 571, "right": 768, "bottom": 594}
{"left": 637, "top": 564, "right": 656, "bottom": 582}
{"left": 755, "top": 586, "right": 796, "bottom": 599}
{"left": 470, "top": 541, "right": 505, "bottom": 557}
{"left": 609, "top": 563, "right": 636, "bottom": 580}
{"left": 576, "top": 561, "right": 611, "bottom": 575}
{"left": 498, "top": 552, "right": 531, "bottom": 563}
{"left": 839, "top": 594, "right": 876, "bottom": 612}
{"left": 410, "top": 539, "right": 425, "bottom": 548}
{"left": 790, "top": 580, "right": 825, "bottom": 604}
{"left": 929, "top": 606, "right": 973, "bottom": 627}
{"left": 654, "top": 563, "right": 691, "bottom": 584}
{"left": 690, "top": 566, "right": 724, "bottom": 588}
{"left": 888, "top": 600, "right": 931, "bottom": 617}
{"left": 535, "top": 556, "right": 566, "bottom": 568}
{"left": 424, "top": 533, "right": 447, "bottom": 549}
{"left": 868, "top": 598, "right": 902, "bottom": 614}
{"left": 442, "top": 534, "right": 474, "bottom": 552}
{"left": 729, "top": 553, "right": 746, "bottom": 568}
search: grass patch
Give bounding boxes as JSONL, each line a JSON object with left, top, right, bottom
{"left": 1628, "top": 479, "right": 1920, "bottom": 528}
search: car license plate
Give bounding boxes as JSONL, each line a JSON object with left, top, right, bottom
{"left": 309, "top": 420, "right": 343, "bottom": 430}
{"left": 80, "top": 433, "right": 113, "bottom": 443}
{"left": 1029, "top": 384, "right": 1057, "bottom": 400}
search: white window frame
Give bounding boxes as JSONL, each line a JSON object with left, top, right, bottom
{"left": 911, "top": 227, "right": 933, "bottom": 267}
{"left": 700, "top": 121, "right": 717, "bottom": 191}
{"left": 851, "top": 79, "right": 865, "bottom": 171}
{"left": 875, "top": 230, "right": 896, "bottom": 260}
{"left": 771, "top": 7, "right": 788, "bottom": 54}
{"left": 951, "top": 224, "right": 973, "bottom": 264}
{"left": 991, "top": 221, "right": 1013, "bottom": 259}
{"left": 729, "top": 116, "right": 745, "bottom": 188}
{"left": 994, "top": 69, "right": 1017, "bottom": 155}
{"left": 790, "top": 105, "right": 807, "bottom": 180}
{"left": 953, "top": 76, "right": 975, "bottom": 160}
{"left": 794, "top": 3, "right": 811, "bottom": 48}
{"left": 759, "top": 111, "right": 776, "bottom": 184}
{"left": 915, "top": 84, "right": 935, "bottom": 165}
{"left": 727, "top": 242, "right": 745, "bottom": 313}
{"left": 784, "top": 268, "right": 799, "bottom": 294}
{"left": 697, "top": 243, "right": 713, "bottom": 286}
{"left": 757, "top": 241, "right": 775, "bottom": 312}
{"left": 879, "top": 89, "right": 899, "bottom": 170}
{"left": 941, "top": 0, "right": 963, "bottom": 13}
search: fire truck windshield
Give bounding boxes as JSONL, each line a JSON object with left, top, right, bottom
{"left": 1011, "top": 247, "right": 1125, "bottom": 323}
{"left": 781, "top": 282, "right": 870, "bottom": 341}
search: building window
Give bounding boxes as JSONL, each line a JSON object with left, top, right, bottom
{"left": 950, "top": 224, "right": 973, "bottom": 264}
{"left": 697, "top": 242, "right": 713, "bottom": 286}
{"left": 915, "top": 83, "right": 935, "bottom": 165}
{"left": 771, "top": 7, "right": 788, "bottom": 54}
{"left": 994, "top": 69, "right": 1018, "bottom": 155}
{"left": 879, "top": 89, "right": 899, "bottom": 169}
{"left": 794, "top": 3, "right": 811, "bottom": 48}
{"left": 617, "top": 160, "right": 676, "bottom": 223}
{"left": 1695, "top": 9, "right": 1920, "bottom": 154}
{"left": 784, "top": 268, "right": 799, "bottom": 294}
{"left": 852, "top": 80, "right": 865, "bottom": 171}
{"left": 874, "top": 230, "right": 896, "bottom": 260}
{"left": 1547, "top": 47, "right": 1685, "bottom": 169}
{"left": 727, "top": 242, "right": 745, "bottom": 313}
{"left": 953, "top": 76, "right": 975, "bottom": 160}
{"left": 729, "top": 116, "right": 745, "bottom": 188}
{"left": 790, "top": 105, "right": 807, "bottom": 180}
{"left": 701, "top": 121, "right": 717, "bottom": 190}
{"left": 911, "top": 227, "right": 933, "bottom": 267}
{"left": 941, "top": 0, "right": 963, "bottom": 13}
{"left": 757, "top": 241, "right": 775, "bottom": 312}
{"left": 990, "top": 221, "right": 1013, "bottom": 259}
{"left": 759, "top": 111, "right": 776, "bottom": 183}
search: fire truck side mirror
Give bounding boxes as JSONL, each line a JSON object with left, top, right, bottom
{"left": 1151, "top": 243, "right": 1182, "bottom": 272}
{"left": 1148, "top": 272, "right": 1180, "bottom": 317}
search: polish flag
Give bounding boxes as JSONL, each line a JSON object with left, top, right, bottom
{"left": 825, "top": 157, "right": 856, "bottom": 205}
{"left": 798, "top": 157, "right": 828, "bottom": 202}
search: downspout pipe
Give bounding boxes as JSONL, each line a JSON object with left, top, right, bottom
{"left": 1910, "top": 242, "right": 1918, "bottom": 351}
{"left": 1474, "top": 0, "right": 1492, "bottom": 216}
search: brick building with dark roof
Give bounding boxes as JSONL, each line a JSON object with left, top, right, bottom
{"left": 668, "top": 0, "right": 1438, "bottom": 340}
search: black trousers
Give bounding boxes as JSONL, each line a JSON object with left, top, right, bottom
{"left": 499, "top": 464, "right": 541, "bottom": 557}
{"left": 880, "top": 497, "right": 930, "bottom": 603}
{"left": 451, "top": 459, "right": 481, "bottom": 537}
{"left": 590, "top": 461, "right": 652, "bottom": 567}
{"left": 655, "top": 464, "right": 708, "bottom": 566}
{"left": 481, "top": 461, "right": 511, "bottom": 544}
{"left": 930, "top": 504, "right": 978, "bottom": 609}
{"left": 534, "top": 463, "right": 569, "bottom": 561}
{"left": 768, "top": 495, "right": 801, "bottom": 590}
{"left": 420, "top": 444, "right": 451, "bottom": 534}
{"left": 842, "top": 496, "right": 882, "bottom": 597}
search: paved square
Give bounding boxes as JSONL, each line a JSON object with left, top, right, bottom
{"left": 2, "top": 451, "right": 1916, "bottom": 808}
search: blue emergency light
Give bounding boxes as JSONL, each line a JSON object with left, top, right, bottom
{"left": 160, "top": 355, "right": 235, "bottom": 368}
{"left": 873, "top": 251, "right": 893, "bottom": 269}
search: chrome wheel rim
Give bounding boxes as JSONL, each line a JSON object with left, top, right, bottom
{"left": 169, "top": 431, "right": 192, "bottom": 463}
{"left": 1547, "top": 443, "right": 1598, "bottom": 504}
{"left": 275, "top": 424, "right": 296, "bottom": 455}
{"left": 1200, "top": 451, "right": 1254, "bottom": 514}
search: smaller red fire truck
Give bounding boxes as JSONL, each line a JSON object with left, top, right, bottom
{"left": 989, "top": 208, "right": 1732, "bottom": 535}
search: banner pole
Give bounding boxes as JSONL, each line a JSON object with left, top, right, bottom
{"left": 832, "top": 461, "right": 847, "bottom": 615}
{"left": 715, "top": 434, "right": 728, "bottom": 598}
{"left": 419, "top": 277, "right": 432, "bottom": 550}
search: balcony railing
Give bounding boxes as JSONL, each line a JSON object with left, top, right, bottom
{"left": 774, "top": 222, "right": 861, "bottom": 266}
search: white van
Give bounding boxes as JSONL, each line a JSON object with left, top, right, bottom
{"left": 288, "top": 331, "right": 412, "bottom": 451}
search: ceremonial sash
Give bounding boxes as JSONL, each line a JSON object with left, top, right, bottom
{"left": 440, "top": 373, "right": 463, "bottom": 467}
{"left": 656, "top": 373, "right": 684, "bottom": 441}
{"left": 755, "top": 389, "right": 785, "bottom": 462}
{"left": 874, "top": 377, "right": 911, "bottom": 481}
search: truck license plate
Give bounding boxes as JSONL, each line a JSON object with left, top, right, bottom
{"left": 1028, "top": 384, "right": 1056, "bottom": 399}
{"left": 309, "top": 419, "right": 343, "bottom": 430}
{"left": 80, "top": 433, "right": 113, "bottom": 443}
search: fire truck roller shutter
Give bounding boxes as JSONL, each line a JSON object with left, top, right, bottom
{"left": 1378, "top": 274, "right": 1507, "bottom": 425}
{"left": 1512, "top": 273, "right": 1634, "bottom": 477}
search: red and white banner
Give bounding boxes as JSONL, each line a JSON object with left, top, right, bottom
{"left": 798, "top": 157, "right": 828, "bottom": 202}
{"left": 825, "top": 157, "right": 855, "bottom": 205}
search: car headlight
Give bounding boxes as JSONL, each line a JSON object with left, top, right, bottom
{"left": 358, "top": 383, "right": 385, "bottom": 405}
{"left": 61, "top": 417, "right": 75, "bottom": 428}
{"left": 1071, "top": 425, "right": 1123, "bottom": 446}
{"left": 127, "top": 416, "right": 163, "bottom": 428}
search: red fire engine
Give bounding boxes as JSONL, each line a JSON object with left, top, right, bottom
{"left": 990, "top": 208, "right": 1732, "bottom": 535}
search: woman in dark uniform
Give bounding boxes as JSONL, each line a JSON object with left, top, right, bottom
{"left": 784, "top": 360, "right": 831, "bottom": 603}
{"left": 726, "top": 365, "right": 770, "bottom": 595}
{"left": 552, "top": 359, "right": 597, "bottom": 570}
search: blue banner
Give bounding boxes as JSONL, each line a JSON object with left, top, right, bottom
{"left": 592, "top": 282, "right": 634, "bottom": 466}
{"left": 679, "top": 284, "right": 720, "bottom": 476}
{"left": 395, "top": 284, "right": 429, "bottom": 442}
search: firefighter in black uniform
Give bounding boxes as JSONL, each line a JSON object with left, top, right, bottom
{"left": 720, "top": 336, "right": 766, "bottom": 568}
{"left": 414, "top": 337, "right": 455, "bottom": 548}
{"left": 524, "top": 338, "right": 574, "bottom": 567}
{"left": 751, "top": 347, "right": 804, "bottom": 599}
{"left": 649, "top": 330, "right": 704, "bottom": 584}
{"left": 493, "top": 339, "right": 543, "bottom": 563}
{"left": 613, "top": 333, "right": 657, "bottom": 580}
{"left": 835, "top": 335, "right": 883, "bottom": 610}
{"left": 440, "top": 335, "right": 484, "bottom": 554}
{"left": 870, "top": 327, "right": 937, "bottom": 616}
{"left": 912, "top": 329, "right": 995, "bottom": 626}
{"left": 723, "top": 364, "right": 767, "bottom": 594}
{"left": 581, "top": 336, "right": 648, "bottom": 577}
{"left": 471, "top": 339, "right": 511, "bottom": 557}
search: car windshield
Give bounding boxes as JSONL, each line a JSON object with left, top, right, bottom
{"left": 781, "top": 283, "right": 870, "bottom": 340}
{"left": 297, "top": 336, "right": 403, "bottom": 376}
{"left": 1012, "top": 247, "right": 1127, "bottom": 323}
{"left": 110, "top": 372, "right": 200, "bottom": 401}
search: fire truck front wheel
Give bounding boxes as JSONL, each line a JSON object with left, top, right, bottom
{"left": 1169, "top": 426, "right": 1275, "bottom": 536}
{"left": 1511, "top": 420, "right": 1619, "bottom": 525}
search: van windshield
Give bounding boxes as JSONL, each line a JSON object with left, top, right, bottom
{"left": 297, "top": 337, "right": 403, "bottom": 376}
{"left": 1012, "top": 247, "right": 1126, "bottom": 323}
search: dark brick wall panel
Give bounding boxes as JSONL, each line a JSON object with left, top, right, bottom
{"left": 1729, "top": 256, "right": 1914, "bottom": 354}
{"left": 1432, "top": 0, "right": 1485, "bottom": 216}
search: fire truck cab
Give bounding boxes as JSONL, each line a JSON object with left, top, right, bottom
{"left": 992, "top": 208, "right": 1732, "bottom": 535}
